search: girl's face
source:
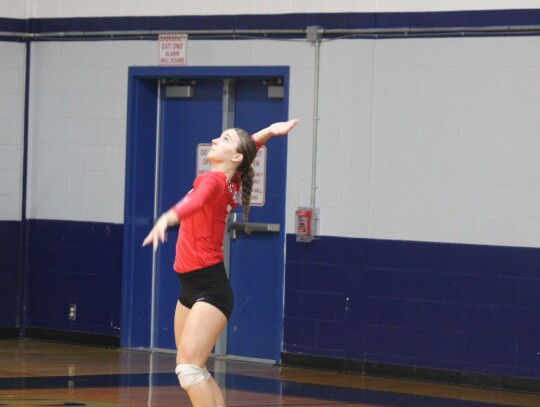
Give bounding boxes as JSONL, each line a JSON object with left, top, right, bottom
{"left": 207, "top": 129, "right": 243, "bottom": 166}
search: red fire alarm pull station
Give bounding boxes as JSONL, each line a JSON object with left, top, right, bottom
{"left": 295, "top": 207, "right": 320, "bottom": 243}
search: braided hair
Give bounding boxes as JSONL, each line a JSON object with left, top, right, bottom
{"left": 233, "top": 128, "right": 257, "bottom": 231}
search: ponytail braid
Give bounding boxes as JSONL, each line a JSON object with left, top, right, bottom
{"left": 233, "top": 128, "right": 257, "bottom": 232}
{"left": 241, "top": 166, "right": 255, "bottom": 226}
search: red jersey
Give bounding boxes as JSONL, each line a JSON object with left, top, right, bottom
{"left": 171, "top": 171, "right": 240, "bottom": 273}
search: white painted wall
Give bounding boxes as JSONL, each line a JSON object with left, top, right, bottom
{"left": 294, "top": 40, "right": 375, "bottom": 238}
{"left": 369, "top": 36, "right": 540, "bottom": 247}
{"left": 27, "top": 40, "right": 155, "bottom": 222}
{"left": 4, "top": 3, "right": 540, "bottom": 248}
{"left": 0, "top": 0, "right": 29, "bottom": 19}
{"left": 0, "top": 42, "right": 25, "bottom": 220}
{"left": 24, "top": 33, "right": 540, "bottom": 250}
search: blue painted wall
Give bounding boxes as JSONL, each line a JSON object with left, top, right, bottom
{"left": 6, "top": 193, "right": 538, "bottom": 381}
{"left": 284, "top": 234, "right": 540, "bottom": 380}
{"left": 25, "top": 220, "right": 122, "bottom": 336}
{"left": 0, "top": 221, "right": 20, "bottom": 328}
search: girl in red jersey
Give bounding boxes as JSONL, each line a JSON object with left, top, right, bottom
{"left": 142, "top": 119, "right": 298, "bottom": 407}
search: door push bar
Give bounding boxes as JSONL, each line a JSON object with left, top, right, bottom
{"left": 228, "top": 213, "right": 280, "bottom": 239}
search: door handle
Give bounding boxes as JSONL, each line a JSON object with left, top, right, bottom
{"left": 228, "top": 213, "right": 280, "bottom": 239}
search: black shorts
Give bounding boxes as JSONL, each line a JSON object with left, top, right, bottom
{"left": 177, "top": 261, "right": 234, "bottom": 320}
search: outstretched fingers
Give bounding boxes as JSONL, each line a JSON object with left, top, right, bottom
{"left": 142, "top": 225, "right": 166, "bottom": 251}
{"left": 270, "top": 119, "right": 299, "bottom": 136}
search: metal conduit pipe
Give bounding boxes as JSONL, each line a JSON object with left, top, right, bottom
{"left": 0, "top": 28, "right": 306, "bottom": 40}
{"left": 150, "top": 79, "right": 162, "bottom": 349}
{"left": 3, "top": 24, "right": 540, "bottom": 40}
{"left": 306, "top": 26, "right": 323, "bottom": 209}
{"left": 321, "top": 25, "right": 540, "bottom": 36}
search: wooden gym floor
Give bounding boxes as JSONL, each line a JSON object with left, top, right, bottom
{"left": 0, "top": 340, "right": 539, "bottom": 406}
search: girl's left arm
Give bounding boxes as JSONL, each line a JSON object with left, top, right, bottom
{"left": 142, "top": 209, "right": 179, "bottom": 252}
{"left": 141, "top": 175, "right": 220, "bottom": 252}
{"left": 171, "top": 175, "right": 220, "bottom": 220}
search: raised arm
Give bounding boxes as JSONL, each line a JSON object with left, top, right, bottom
{"left": 251, "top": 119, "right": 299, "bottom": 145}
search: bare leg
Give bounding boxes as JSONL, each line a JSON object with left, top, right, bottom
{"left": 174, "top": 301, "right": 227, "bottom": 407}
{"left": 174, "top": 301, "right": 190, "bottom": 364}
{"left": 207, "top": 375, "right": 226, "bottom": 406}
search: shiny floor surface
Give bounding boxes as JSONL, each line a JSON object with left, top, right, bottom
{"left": 0, "top": 340, "right": 539, "bottom": 406}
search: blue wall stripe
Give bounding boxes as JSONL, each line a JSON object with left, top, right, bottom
{"left": 284, "top": 234, "right": 540, "bottom": 380}
{"left": 2, "top": 10, "right": 540, "bottom": 37}
{"left": 0, "top": 17, "right": 27, "bottom": 33}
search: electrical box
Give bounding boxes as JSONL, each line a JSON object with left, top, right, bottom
{"left": 295, "top": 207, "right": 320, "bottom": 243}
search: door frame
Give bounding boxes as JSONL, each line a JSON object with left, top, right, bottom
{"left": 121, "top": 66, "right": 290, "bottom": 350}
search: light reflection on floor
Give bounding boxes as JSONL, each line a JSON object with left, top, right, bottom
{"left": 1, "top": 340, "right": 539, "bottom": 407}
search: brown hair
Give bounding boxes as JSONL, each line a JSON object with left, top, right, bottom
{"left": 233, "top": 128, "right": 257, "bottom": 230}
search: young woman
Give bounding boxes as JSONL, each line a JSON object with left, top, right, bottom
{"left": 142, "top": 119, "right": 298, "bottom": 407}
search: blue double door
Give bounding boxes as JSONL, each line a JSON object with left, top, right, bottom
{"left": 145, "top": 69, "right": 289, "bottom": 361}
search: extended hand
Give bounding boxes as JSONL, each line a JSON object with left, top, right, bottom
{"left": 268, "top": 119, "right": 299, "bottom": 136}
{"left": 142, "top": 217, "right": 168, "bottom": 252}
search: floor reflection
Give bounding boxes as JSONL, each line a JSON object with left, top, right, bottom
{"left": 0, "top": 340, "right": 538, "bottom": 407}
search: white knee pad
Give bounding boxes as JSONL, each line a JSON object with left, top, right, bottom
{"left": 175, "top": 364, "right": 211, "bottom": 389}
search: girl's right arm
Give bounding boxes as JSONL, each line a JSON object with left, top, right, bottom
{"left": 142, "top": 209, "right": 179, "bottom": 252}
{"left": 251, "top": 119, "right": 299, "bottom": 146}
